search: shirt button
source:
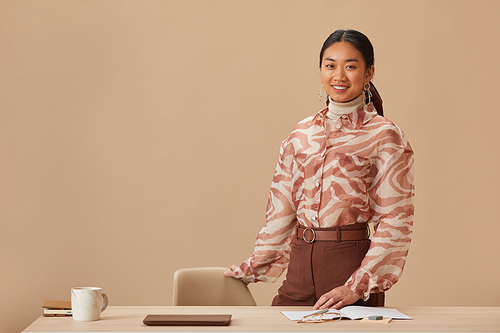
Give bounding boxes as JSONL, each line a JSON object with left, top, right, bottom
{"left": 342, "top": 115, "right": 347, "bottom": 119}
{"left": 312, "top": 215, "right": 317, "bottom": 221}
{"left": 315, "top": 182, "right": 321, "bottom": 188}
{"left": 335, "top": 124, "right": 341, "bottom": 129}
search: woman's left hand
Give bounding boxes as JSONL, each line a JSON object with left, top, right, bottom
{"left": 313, "top": 286, "right": 360, "bottom": 310}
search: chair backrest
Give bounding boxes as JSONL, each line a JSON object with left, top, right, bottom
{"left": 173, "top": 267, "right": 257, "bottom": 306}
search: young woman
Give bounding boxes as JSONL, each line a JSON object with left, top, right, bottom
{"left": 225, "top": 30, "right": 414, "bottom": 310}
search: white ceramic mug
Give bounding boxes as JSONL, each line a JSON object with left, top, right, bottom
{"left": 71, "top": 287, "right": 108, "bottom": 321}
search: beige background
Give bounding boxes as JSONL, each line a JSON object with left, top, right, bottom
{"left": 1, "top": 0, "right": 499, "bottom": 332}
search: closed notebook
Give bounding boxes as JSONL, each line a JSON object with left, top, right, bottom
{"left": 143, "top": 314, "right": 232, "bottom": 326}
{"left": 42, "top": 300, "right": 71, "bottom": 309}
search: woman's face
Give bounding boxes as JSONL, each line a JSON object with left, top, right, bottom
{"left": 320, "top": 41, "right": 374, "bottom": 103}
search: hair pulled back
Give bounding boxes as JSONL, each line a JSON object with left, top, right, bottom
{"left": 320, "top": 30, "right": 383, "bottom": 116}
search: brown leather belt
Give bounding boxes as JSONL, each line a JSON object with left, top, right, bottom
{"left": 296, "top": 223, "right": 369, "bottom": 243}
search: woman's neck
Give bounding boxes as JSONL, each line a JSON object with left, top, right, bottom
{"left": 324, "top": 93, "right": 364, "bottom": 137}
{"left": 326, "top": 93, "right": 364, "bottom": 119}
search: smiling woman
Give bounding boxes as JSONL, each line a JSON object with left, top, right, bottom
{"left": 225, "top": 29, "right": 414, "bottom": 310}
{"left": 320, "top": 41, "right": 373, "bottom": 104}
{"left": 319, "top": 30, "right": 383, "bottom": 116}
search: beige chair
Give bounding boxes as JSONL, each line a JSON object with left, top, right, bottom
{"left": 173, "top": 267, "right": 257, "bottom": 306}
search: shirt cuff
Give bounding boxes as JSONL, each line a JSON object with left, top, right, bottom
{"left": 344, "top": 268, "right": 375, "bottom": 302}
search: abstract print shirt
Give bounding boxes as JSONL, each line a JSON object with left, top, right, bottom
{"left": 233, "top": 103, "right": 414, "bottom": 301}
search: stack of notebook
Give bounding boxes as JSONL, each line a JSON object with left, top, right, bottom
{"left": 42, "top": 300, "right": 72, "bottom": 317}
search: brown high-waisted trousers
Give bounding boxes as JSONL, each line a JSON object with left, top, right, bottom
{"left": 271, "top": 224, "right": 384, "bottom": 307}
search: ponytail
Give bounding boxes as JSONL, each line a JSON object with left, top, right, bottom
{"left": 369, "top": 82, "right": 383, "bottom": 116}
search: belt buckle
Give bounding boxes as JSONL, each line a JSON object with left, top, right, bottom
{"left": 302, "top": 228, "right": 316, "bottom": 243}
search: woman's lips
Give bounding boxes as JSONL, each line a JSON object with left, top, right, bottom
{"left": 332, "top": 85, "right": 349, "bottom": 92}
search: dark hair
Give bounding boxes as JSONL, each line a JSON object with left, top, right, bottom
{"left": 320, "top": 30, "right": 383, "bottom": 116}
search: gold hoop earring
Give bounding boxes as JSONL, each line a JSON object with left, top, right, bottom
{"left": 318, "top": 85, "right": 328, "bottom": 104}
{"left": 363, "top": 82, "right": 372, "bottom": 106}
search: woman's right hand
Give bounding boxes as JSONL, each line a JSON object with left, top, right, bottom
{"left": 224, "top": 265, "right": 249, "bottom": 285}
{"left": 223, "top": 265, "right": 239, "bottom": 278}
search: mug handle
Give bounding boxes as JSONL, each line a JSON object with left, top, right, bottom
{"left": 101, "top": 293, "right": 108, "bottom": 312}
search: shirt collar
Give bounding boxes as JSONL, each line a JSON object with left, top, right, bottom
{"left": 315, "top": 102, "right": 378, "bottom": 129}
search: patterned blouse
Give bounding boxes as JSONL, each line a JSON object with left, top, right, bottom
{"left": 232, "top": 102, "right": 414, "bottom": 301}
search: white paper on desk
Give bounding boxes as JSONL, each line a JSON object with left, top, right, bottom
{"left": 339, "top": 306, "right": 412, "bottom": 320}
{"left": 281, "top": 305, "right": 412, "bottom": 321}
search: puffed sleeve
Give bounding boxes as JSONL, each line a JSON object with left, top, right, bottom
{"left": 232, "top": 139, "right": 298, "bottom": 283}
{"left": 344, "top": 126, "right": 415, "bottom": 301}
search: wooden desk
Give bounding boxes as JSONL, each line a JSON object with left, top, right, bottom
{"left": 22, "top": 306, "right": 500, "bottom": 332}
